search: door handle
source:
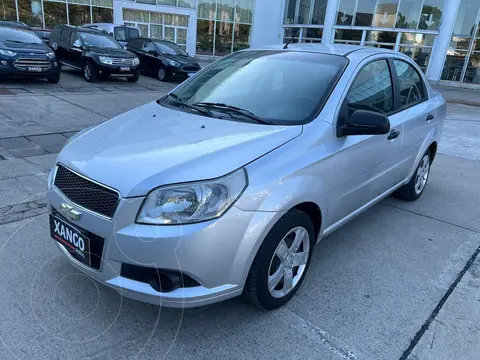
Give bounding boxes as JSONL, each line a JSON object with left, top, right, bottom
{"left": 387, "top": 129, "right": 400, "bottom": 140}
{"left": 426, "top": 113, "right": 434, "bottom": 121}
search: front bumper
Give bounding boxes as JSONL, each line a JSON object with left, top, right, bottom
{"left": 167, "top": 67, "right": 198, "bottom": 80}
{"left": 0, "top": 57, "right": 60, "bottom": 77}
{"left": 95, "top": 63, "right": 139, "bottom": 77}
{"left": 46, "top": 180, "right": 280, "bottom": 308}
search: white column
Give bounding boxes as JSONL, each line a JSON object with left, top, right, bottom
{"left": 322, "top": 0, "right": 339, "bottom": 44}
{"left": 426, "top": 0, "right": 462, "bottom": 82}
{"left": 250, "top": 0, "right": 285, "bottom": 47}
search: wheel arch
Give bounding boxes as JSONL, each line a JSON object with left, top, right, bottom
{"left": 291, "top": 202, "right": 322, "bottom": 243}
{"left": 428, "top": 141, "right": 437, "bottom": 161}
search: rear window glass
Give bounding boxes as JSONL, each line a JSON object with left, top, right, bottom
{"left": 170, "top": 50, "right": 348, "bottom": 124}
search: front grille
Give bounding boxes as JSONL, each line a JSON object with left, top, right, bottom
{"left": 14, "top": 58, "right": 51, "bottom": 70}
{"left": 182, "top": 65, "right": 200, "bottom": 71}
{"left": 54, "top": 165, "right": 119, "bottom": 218}
{"left": 111, "top": 58, "right": 135, "bottom": 66}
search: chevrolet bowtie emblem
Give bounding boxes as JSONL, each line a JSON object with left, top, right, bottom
{"left": 60, "top": 203, "right": 82, "bottom": 221}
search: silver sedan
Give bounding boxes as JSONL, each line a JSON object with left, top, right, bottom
{"left": 46, "top": 44, "right": 445, "bottom": 309}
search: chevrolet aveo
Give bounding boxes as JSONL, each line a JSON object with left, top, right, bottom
{"left": 47, "top": 44, "right": 445, "bottom": 310}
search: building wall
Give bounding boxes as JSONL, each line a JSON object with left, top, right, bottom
{"left": 249, "top": 0, "right": 284, "bottom": 47}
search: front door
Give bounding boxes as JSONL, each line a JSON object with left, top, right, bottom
{"left": 68, "top": 32, "right": 83, "bottom": 69}
{"left": 329, "top": 59, "right": 401, "bottom": 226}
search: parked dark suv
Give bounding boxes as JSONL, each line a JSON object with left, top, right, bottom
{"left": 0, "top": 23, "right": 61, "bottom": 83}
{"left": 50, "top": 25, "right": 140, "bottom": 82}
{"left": 125, "top": 38, "right": 200, "bottom": 82}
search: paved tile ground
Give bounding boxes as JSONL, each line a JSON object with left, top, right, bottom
{"left": 0, "top": 74, "right": 478, "bottom": 360}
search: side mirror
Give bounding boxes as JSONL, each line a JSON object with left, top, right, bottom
{"left": 148, "top": 49, "right": 158, "bottom": 56}
{"left": 338, "top": 110, "right": 390, "bottom": 137}
{"left": 72, "top": 39, "right": 82, "bottom": 49}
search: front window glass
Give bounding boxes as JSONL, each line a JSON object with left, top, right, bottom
{"left": 393, "top": 60, "right": 425, "bottom": 107}
{"left": 114, "top": 27, "right": 126, "bottom": 41}
{"left": 79, "top": 32, "right": 120, "bottom": 48}
{"left": 154, "top": 40, "right": 187, "bottom": 55}
{"left": 167, "top": 51, "right": 348, "bottom": 124}
{"left": 0, "top": 27, "right": 42, "bottom": 44}
{"left": 128, "top": 28, "right": 140, "bottom": 38}
{"left": 347, "top": 60, "right": 393, "bottom": 115}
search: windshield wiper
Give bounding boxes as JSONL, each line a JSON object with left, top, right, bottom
{"left": 157, "top": 94, "right": 219, "bottom": 118}
{"left": 193, "top": 102, "right": 271, "bottom": 125}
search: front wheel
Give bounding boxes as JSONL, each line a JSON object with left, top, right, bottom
{"left": 157, "top": 68, "right": 167, "bottom": 82}
{"left": 395, "top": 149, "right": 431, "bottom": 201}
{"left": 243, "top": 209, "right": 315, "bottom": 310}
{"left": 83, "top": 62, "right": 97, "bottom": 83}
{"left": 47, "top": 75, "right": 60, "bottom": 84}
{"left": 127, "top": 72, "right": 139, "bottom": 83}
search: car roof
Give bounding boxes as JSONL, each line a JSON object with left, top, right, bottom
{"left": 255, "top": 43, "right": 405, "bottom": 60}
{"left": 0, "top": 21, "right": 32, "bottom": 29}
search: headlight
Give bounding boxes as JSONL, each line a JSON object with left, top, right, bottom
{"left": 0, "top": 49, "right": 16, "bottom": 57}
{"left": 132, "top": 57, "right": 140, "bottom": 65}
{"left": 46, "top": 51, "right": 55, "bottom": 59}
{"left": 137, "top": 168, "right": 248, "bottom": 225}
{"left": 167, "top": 59, "right": 181, "bottom": 68}
{"left": 99, "top": 56, "right": 113, "bottom": 65}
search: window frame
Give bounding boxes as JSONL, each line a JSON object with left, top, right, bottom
{"left": 389, "top": 57, "right": 428, "bottom": 111}
{"left": 345, "top": 57, "right": 396, "bottom": 119}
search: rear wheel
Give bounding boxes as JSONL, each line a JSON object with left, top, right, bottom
{"left": 127, "top": 72, "right": 139, "bottom": 83}
{"left": 395, "top": 149, "right": 431, "bottom": 201}
{"left": 157, "top": 68, "right": 167, "bottom": 82}
{"left": 243, "top": 209, "right": 315, "bottom": 310}
{"left": 83, "top": 62, "right": 97, "bottom": 83}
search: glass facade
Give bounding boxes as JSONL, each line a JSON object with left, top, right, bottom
{"left": 441, "top": 0, "right": 480, "bottom": 84}
{"left": 197, "top": 0, "right": 254, "bottom": 56}
{"left": 123, "top": 9, "right": 188, "bottom": 51}
{"left": 2, "top": 0, "right": 113, "bottom": 28}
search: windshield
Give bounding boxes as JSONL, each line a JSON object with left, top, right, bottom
{"left": 79, "top": 32, "right": 120, "bottom": 49}
{"left": 0, "top": 27, "right": 43, "bottom": 44}
{"left": 154, "top": 41, "right": 187, "bottom": 56}
{"left": 167, "top": 50, "right": 348, "bottom": 124}
{"left": 35, "top": 31, "right": 51, "bottom": 39}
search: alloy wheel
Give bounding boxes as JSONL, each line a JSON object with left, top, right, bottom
{"left": 157, "top": 69, "right": 166, "bottom": 81}
{"left": 267, "top": 226, "right": 310, "bottom": 299}
{"left": 415, "top": 154, "right": 430, "bottom": 194}
{"left": 84, "top": 64, "right": 92, "bottom": 81}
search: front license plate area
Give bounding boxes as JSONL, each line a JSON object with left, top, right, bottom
{"left": 120, "top": 67, "right": 130, "bottom": 71}
{"left": 27, "top": 66, "right": 42, "bottom": 72}
{"left": 50, "top": 214, "right": 91, "bottom": 267}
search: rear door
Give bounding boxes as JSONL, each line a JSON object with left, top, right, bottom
{"left": 330, "top": 58, "right": 401, "bottom": 225}
{"left": 56, "top": 29, "right": 71, "bottom": 65}
{"left": 389, "top": 58, "right": 434, "bottom": 177}
{"left": 141, "top": 40, "right": 158, "bottom": 74}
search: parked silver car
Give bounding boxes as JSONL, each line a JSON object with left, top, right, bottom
{"left": 47, "top": 44, "right": 445, "bottom": 309}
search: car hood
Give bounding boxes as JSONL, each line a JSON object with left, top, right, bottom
{"left": 57, "top": 102, "right": 302, "bottom": 197}
{"left": 0, "top": 41, "right": 49, "bottom": 53}
{"left": 87, "top": 47, "right": 135, "bottom": 57}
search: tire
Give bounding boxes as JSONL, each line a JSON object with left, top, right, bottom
{"left": 243, "top": 209, "right": 315, "bottom": 310}
{"left": 127, "top": 72, "right": 140, "bottom": 83}
{"left": 47, "top": 75, "right": 60, "bottom": 84}
{"left": 83, "top": 62, "right": 97, "bottom": 83}
{"left": 394, "top": 149, "right": 432, "bottom": 201}
{"left": 157, "top": 68, "right": 167, "bottom": 82}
